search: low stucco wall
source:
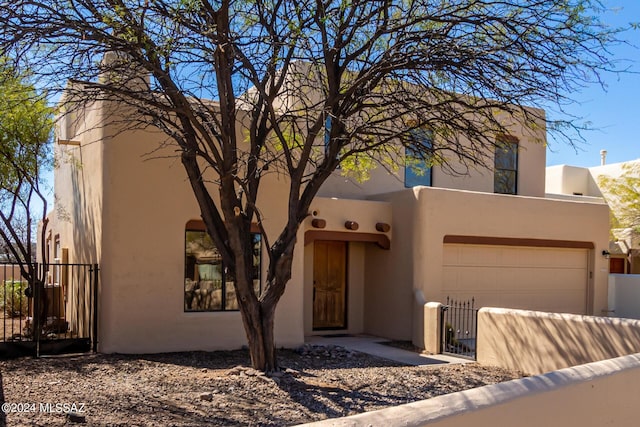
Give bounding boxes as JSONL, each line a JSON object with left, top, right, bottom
{"left": 298, "top": 353, "right": 640, "bottom": 427}
{"left": 477, "top": 307, "right": 640, "bottom": 375}
{"left": 414, "top": 300, "right": 441, "bottom": 354}
{"left": 608, "top": 274, "right": 640, "bottom": 319}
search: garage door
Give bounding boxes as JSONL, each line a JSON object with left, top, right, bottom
{"left": 442, "top": 244, "right": 589, "bottom": 314}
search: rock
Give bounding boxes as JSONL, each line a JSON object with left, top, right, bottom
{"left": 199, "top": 392, "right": 214, "bottom": 401}
{"left": 227, "top": 366, "right": 245, "bottom": 376}
{"left": 284, "top": 368, "right": 300, "bottom": 377}
{"left": 66, "top": 411, "right": 86, "bottom": 423}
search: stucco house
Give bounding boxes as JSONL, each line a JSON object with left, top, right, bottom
{"left": 43, "top": 71, "right": 610, "bottom": 354}
{"left": 546, "top": 155, "right": 640, "bottom": 274}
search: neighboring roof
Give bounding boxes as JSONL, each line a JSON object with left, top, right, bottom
{"left": 609, "top": 240, "right": 629, "bottom": 256}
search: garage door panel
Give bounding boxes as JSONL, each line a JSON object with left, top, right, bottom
{"left": 442, "top": 244, "right": 588, "bottom": 314}
{"left": 445, "top": 245, "right": 588, "bottom": 268}
{"left": 443, "top": 267, "right": 497, "bottom": 290}
{"left": 444, "top": 266, "right": 586, "bottom": 292}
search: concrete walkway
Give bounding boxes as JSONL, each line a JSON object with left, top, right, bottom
{"left": 305, "top": 334, "right": 471, "bottom": 366}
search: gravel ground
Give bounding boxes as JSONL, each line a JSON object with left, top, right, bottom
{"left": 0, "top": 345, "right": 522, "bottom": 426}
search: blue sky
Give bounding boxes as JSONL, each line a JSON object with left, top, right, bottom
{"left": 546, "top": 0, "right": 640, "bottom": 167}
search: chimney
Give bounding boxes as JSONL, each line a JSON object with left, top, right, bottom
{"left": 99, "top": 51, "right": 150, "bottom": 91}
{"left": 600, "top": 149, "right": 607, "bottom": 166}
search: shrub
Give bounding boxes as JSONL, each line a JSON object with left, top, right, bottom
{"left": 0, "top": 281, "right": 29, "bottom": 317}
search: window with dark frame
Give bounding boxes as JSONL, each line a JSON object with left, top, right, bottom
{"left": 184, "top": 221, "right": 261, "bottom": 312}
{"left": 404, "top": 129, "right": 433, "bottom": 188}
{"left": 494, "top": 136, "right": 518, "bottom": 194}
{"left": 45, "top": 233, "right": 51, "bottom": 264}
{"left": 324, "top": 114, "right": 331, "bottom": 155}
{"left": 324, "top": 114, "right": 342, "bottom": 169}
{"left": 53, "top": 235, "right": 61, "bottom": 285}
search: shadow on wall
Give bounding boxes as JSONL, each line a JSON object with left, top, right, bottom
{"left": 64, "top": 148, "right": 100, "bottom": 339}
{"left": 69, "top": 147, "right": 100, "bottom": 266}
{"left": 477, "top": 308, "right": 640, "bottom": 375}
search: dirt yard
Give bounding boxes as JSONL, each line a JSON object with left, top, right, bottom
{"left": 0, "top": 345, "right": 522, "bottom": 426}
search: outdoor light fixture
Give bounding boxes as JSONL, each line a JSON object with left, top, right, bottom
{"left": 602, "top": 250, "right": 611, "bottom": 258}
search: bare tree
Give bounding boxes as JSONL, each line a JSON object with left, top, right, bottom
{"left": 0, "top": 0, "right": 621, "bottom": 370}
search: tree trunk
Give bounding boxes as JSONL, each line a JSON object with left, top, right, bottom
{"left": 237, "top": 244, "right": 294, "bottom": 372}
{"left": 235, "top": 279, "right": 279, "bottom": 371}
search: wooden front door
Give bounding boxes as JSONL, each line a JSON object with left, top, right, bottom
{"left": 313, "top": 241, "right": 347, "bottom": 329}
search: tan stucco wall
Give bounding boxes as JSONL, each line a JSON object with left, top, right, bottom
{"left": 609, "top": 274, "right": 640, "bottom": 319}
{"left": 319, "top": 111, "right": 547, "bottom": 199}
{"left": 50, "top": 100, "right": 106, "bottom": 265}
{"left": 477, "top": 307, "right": 640, "bottom": 375}
{"left": 299, "top": 353, "right": 640, "bottom": 427}
{"left": 545, "top": 164, "right": 596, "bottom": 196}
{"left": 51, "top": 98, "right": 401, "bottom": 353}
{"left": 50, "top": 100, "right": 310, "bottom": 353}
{"left": 98, "top": 122, "right": 310, "bottom": 353}
{"left": 419, "top": 301, "right": 442, "bottom": 353}
{"left": 364, "top": 190, "right": 418, "bottom": 340}
{"left": 366, "top": 186, "right": 609, "bottom": 342}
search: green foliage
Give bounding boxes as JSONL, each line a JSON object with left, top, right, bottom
{"left": 0, "top": 281, "right": 29, "bottom": 318}
{"left": 598, "top": 163, "right": 640, "bottom": 233}
{"left": 0, "top": 59, "right": 53, "bottom": 266}
{"left": 339, "top": 153, "right": 377, "bottom": 183}
{"left": 0, "top": 60, "right": 53, "bottom": 196}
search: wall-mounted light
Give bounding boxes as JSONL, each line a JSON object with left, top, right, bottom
{"left": 602, "top": 250, "right": 611, "bottom": 258}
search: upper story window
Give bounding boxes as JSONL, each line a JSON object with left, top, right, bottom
{"left": 324, "top": 115, "right": 332, "bottom": 154}
{"left": 494, "top": 136, "right": 518, "bottom": 194}
{"left": 184, "top": 221, "right": 261, "bottom": 312}
{"left": 404, "top": 129, "right": 433, "bottom": 188}
{"left": 324, "top": 114, "right": 342, "bottom": 169}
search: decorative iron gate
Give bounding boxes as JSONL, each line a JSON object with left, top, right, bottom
{"left": 0, "top": 263, "right": 99, "bottom": 358}
{"left": 441, "top": 297, "right": 478, "bottom": 360}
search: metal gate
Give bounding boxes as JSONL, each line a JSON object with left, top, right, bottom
{"left": 441, "top": 297, "right": 478, "bottom": 360}
{"left": 0, "top": 263, "right": 99, "bottom": 358}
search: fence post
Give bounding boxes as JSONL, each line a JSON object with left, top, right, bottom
{"left": 91, "top": 264, "right": 99, "bottom": 353}
{"left": 33, "top": 263, "right": 42, "bottom": 357}
{"left": 424, "top": 302, "right": 442, "bottom": 354}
